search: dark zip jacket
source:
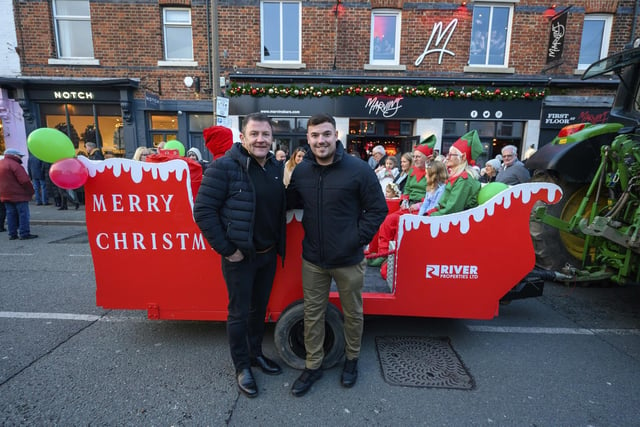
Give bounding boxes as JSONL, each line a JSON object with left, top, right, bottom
{"left": 287, "top": 143, "right": 387, "bottom": 269}
{"left": 193, "top": 143, "right": 286, "bottom": 261}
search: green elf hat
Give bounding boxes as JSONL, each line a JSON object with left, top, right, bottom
{"left": 415, "top": 134, "right": 437, "bottom": 157}
{"left": 452, "top": 130, "right": 483, "bottom": 164}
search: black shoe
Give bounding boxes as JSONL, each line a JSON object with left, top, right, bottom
{"left": 250, "top": 355, "right": 282, "bottom": 375}
{"left": 75, "top": 203, "right": 80, "bottom": 210}
{"left": 9, "top": 235, "right": 18, "bottom": 240}
{"left": 291, "top": 368, "right": 323, "bottom": 397}
{"left": 0, "top": 228, "right": 6, "bottom": 232}
{"left": 236, "top": 368, "right": 258, "bottom": 398}
{"left": 57, "top": 206, "right": 68, "bottom": 210}
{"left": 36, "top": 203, "right": 42, "bottom": 206}
{"left": 19, "top": 234, "right": 39, "bottom": 240}
{"left": 341, "top": 358, "right": 358, "bottom": 388}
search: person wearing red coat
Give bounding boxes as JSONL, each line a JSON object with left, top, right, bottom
{"left": 0, "top": 149, "right": 37, "bottom": 240}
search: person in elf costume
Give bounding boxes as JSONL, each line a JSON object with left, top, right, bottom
{"left": 366, "top": 135, "right": 436, "bottom": 263}
{"left": 424, "top": 129, "right": 482, "bottom": 216}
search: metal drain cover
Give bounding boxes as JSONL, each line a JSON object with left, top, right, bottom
{"left": 375, "top": 336, "right": 474, "bottom": 390}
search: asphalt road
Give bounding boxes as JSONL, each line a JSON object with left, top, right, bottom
{"left": 1, "top": 221, "right": 639, "bottom": 426}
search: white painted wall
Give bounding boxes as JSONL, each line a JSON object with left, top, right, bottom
{"left": 0, "top": 0, "right": 21, "bottom": 77}
{"left": 335, "top": 117, "right": 349, "bottom": 148}
{"left": 415, "top": 118, "right": 444, "bottom": 151}
{"left": 523, "top": 120, "right": 541, "bottom": 151}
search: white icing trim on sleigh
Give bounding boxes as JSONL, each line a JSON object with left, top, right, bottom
{"left": 398, "top": 183, "right": 562, "bottom": 242}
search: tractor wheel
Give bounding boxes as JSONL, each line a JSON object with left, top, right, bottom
{"left": 530, "top": 172, "right": 593, "bottom": 272}
{"left": 274, "top": 300, "right": 345, "bottom": 370}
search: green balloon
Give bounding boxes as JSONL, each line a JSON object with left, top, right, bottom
{"left": 478, "top": 182, "right": 509, "bottom": 204}
{"left": 164, "top": 140, "right": 185, "bottom": 156}
{"left": 27, "top": 128, "right": 76, "bottom": 163}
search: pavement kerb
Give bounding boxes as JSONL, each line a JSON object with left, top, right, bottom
{"left": 31, "top": 220, "right": 87, "bottom": 226}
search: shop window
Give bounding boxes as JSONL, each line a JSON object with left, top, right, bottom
{"left": 52, "top": 0, "right": 95, "bottom": 58}
{"left": 163, "top": 8, "right": 194, "bottom": 61}
{"left": 261, "top": 1, "right": 301, "bottom": 63}
{"left": 187, "top": 114, "right": 215, "bottom": 162}
{"left": 496, "top": 121, "right": 523, "bottom": 138}
{"left": 41, "top": 103, "right": 123, "bottom": 157}
{"left": 443, "top": 121, "right": 469, "bottom": 138}
{"left": 577, "top": 14, "right": 612, "bottom": 70}
{"left": 369, "top": 9, "right": 401, "bottom": 65}
{"left": 272, "top": 118, "right": 295, "bottom": 132}
{"left": 149, "top": 113, "right": 178, "bottom": 147}
{"left": 468, "top": 4, "right": 512, "bottom": 67}
{"left": 470, "top": 121, "right": 495, "bottom": 137}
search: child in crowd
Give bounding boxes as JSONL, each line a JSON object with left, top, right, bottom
{"left": 417, "top": 161, "right": 448, "bottom": 215}
{"left": 376, "top": 156, "right": 399, "bottom": 192}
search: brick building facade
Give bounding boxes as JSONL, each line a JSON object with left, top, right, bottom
{"left": 0, "top": 0, "right": 637, "bottom": 162}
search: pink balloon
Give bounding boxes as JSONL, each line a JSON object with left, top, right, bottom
{"left": 49, "top": 158, "right": 89, "bottom": 190}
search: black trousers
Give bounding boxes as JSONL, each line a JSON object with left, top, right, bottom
{"left": 221, "top": 248, "right": 277, "bottom": 371}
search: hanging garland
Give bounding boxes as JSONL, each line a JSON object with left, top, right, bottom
{"left": 228, "top": 82, "right": 547, "bottom": 100}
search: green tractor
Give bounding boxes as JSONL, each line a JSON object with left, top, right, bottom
{"left": 527, "top": 42, "right": 640, "bottom": 285}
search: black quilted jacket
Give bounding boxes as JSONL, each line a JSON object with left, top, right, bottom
{"left": 287, "top": 143, "right": 388, "bottom": 269}
{"left": 193, "top": 143, "right": 286, "bottom": 260}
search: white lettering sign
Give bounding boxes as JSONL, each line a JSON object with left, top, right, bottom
{"left": 53, "top": 91, "right": 95, "bottom": 100}
{"left": 426, "top": 264, "right": 479, "bottom": 280}
{"left": 364, "top": 96, "right": 403, "bottom": 118}
{"left": 415, "top": 19, "right": 458, "bottom": 66}
{"left": 548, "top": 21, "right": 565, "bottom": 59}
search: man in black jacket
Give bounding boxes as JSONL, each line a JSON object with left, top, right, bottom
{"left": 193, "top": 113, "right": 286, "bottom": 398}
{"left": 287, "top": 114, "right": 387, "bottom": 396}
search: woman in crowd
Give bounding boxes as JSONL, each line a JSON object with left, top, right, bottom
{"left": 479, "top": 158, "right": 501, "bottom": 183}
{"left": 424, "top": 130, "right": 482, "bottom": 217}
{"left": 133, "top": 147, "right": 151, "bottom": 161}
{"left": 283, "top": 146, "right": 306, "bottom": 187}
{"left": 393, "top": 152, "right": 413, "bottom": 193}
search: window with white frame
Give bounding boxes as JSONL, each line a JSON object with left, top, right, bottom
{"left": 370, "top": 10, "right": 402, "bottom": 65}
{"left": 52, "top": 0, "right": 95, "bottom": 58}
{"left": 577, "top": 14, "right": 613, "bottom": 69}
{"left": 163, "top": 8, "right": 194, "bottom": 61}
{"left": 468, "top": 4, "right": 512, "bottom": 67}
{"left": 261, "top": 1, "right": 301, "bottom": 63}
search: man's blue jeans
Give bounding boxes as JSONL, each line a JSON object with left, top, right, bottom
{"left": 33, "top": 179, "right": 47, "bottom": 204}
{"left": 5, "top": 201, "right": 31, "bottom": 238}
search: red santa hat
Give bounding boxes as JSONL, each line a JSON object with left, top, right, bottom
{"left": 203, "top": 126, "right": 233, "bottom": 160}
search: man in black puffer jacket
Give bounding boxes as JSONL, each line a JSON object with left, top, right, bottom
{"left": 287, "top": 113, "right": 388, "bottom": 396}
{"left": 194, "top": 113, "right": 286, "bottom": 399}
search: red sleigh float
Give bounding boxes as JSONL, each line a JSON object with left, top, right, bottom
{"left": 79, "top": 156, "right": 561, "bottom": 367}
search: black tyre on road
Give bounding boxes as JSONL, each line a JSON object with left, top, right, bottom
{"left": 530, "top": 172, "right": 594, "bottom": 272}
{"left": 274, "top": 300, "right": 345, "bottom": 370}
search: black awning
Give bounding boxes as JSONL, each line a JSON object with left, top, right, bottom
{"left": 0, "top": 77, "right": 139, "bottom": 89}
